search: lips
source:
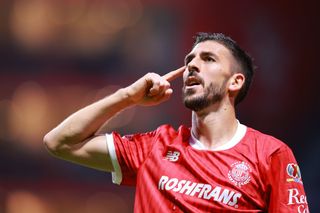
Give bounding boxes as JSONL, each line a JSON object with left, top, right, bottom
{"left": 185, "top": 76, "right": 203, "bottom": 87}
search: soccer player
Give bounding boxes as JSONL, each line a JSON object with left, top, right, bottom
{"left": 44, "top": 33, "right": 309, "bottom": 212}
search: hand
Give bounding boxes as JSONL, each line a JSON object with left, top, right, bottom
{"left": 124, "top": 66, "right": 185, "bottom": 106}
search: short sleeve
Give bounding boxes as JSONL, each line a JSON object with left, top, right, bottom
{"left": 106, "top": 129, "right": 158, "bottom": 186}
{"left": 266, "top": 144, "right": 309, "bottom": 212}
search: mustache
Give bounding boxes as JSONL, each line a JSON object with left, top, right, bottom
{"left": 184, "top": 71, "right": 204, "bottom": 86}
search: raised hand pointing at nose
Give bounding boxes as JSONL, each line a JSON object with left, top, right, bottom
{"left": 125, "top": 66, "right": 185, "bottom": 106}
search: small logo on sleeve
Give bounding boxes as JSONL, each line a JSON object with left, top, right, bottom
{"left": 228, "top": 161, "right": 252, "bottom": 187}
{"left": 164, "top": 151, "right": 180, "bottom": 162}
{"left": 286, "top": 163, "right": 303, "bottom": 184}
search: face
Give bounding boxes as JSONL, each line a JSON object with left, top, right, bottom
{"left": 182, "top": 40, "right": 238, "bottom": 111}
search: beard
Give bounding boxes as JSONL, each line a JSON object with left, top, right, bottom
{"left": 182, "top": 81, "right": 227, "bottom": 112}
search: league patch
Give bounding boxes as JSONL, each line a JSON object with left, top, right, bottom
{"left": 228, "top": 161, "right": 252, "bottom": 187}
{"left": 286, "top": 163, "right": 303, "bottom": 184}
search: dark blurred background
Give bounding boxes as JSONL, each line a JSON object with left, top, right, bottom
{"left": 0, "top": 0, "right": 319, "bottom": 212}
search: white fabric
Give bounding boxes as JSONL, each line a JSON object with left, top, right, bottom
{"left": 189, "top": 121, "right": 247, "bottom": 151}
{"left": 106, "top": 133, "right": 122, "bottom": 185}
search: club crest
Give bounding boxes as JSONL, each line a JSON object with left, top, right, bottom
{"left": 228, "top": 161, "right": 252, "bottom": 187}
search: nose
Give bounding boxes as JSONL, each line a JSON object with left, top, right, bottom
{"left": 187, "top": 58, "right": 200, "bottom": 73}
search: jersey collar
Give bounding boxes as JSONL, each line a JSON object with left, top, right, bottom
{"left": 189, "top": 120, "right": 247, "bottom": 151}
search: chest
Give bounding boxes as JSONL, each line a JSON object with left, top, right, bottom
{"left": 149, "top": 144, "right": 256, "bottom": 185}
{"left": 138, "top": 144, "right": 266, "bottom": 211}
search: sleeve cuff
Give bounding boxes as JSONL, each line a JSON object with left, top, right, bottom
{"left": 106, "top": 133, "right": 122, "bottom": 185}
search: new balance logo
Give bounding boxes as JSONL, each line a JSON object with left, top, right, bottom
{"left": 165, "top": 151, "right": 180, "bottom": 162}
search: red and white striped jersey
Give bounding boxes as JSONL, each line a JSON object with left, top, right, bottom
{"left": 106, "top": 123, "right": 309, "bottom": 212}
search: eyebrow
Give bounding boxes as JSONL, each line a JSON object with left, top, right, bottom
{"left": 184, "top": 51, "right": 218, "bottom": 65}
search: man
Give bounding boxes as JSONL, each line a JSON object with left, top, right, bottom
{"left": 44, "top": 33, "right": 309, "bottom": 212}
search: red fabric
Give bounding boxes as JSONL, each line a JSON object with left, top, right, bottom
{"left": 112, "top": 124, "right": 309, "bottom": 212}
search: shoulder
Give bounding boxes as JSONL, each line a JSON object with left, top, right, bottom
{"left": 243, "top": 127, "right": 298, "bottom": 174}
{"left": 113, "top": 124, "right": 190, "bottom": 142}
{"left": 155, "top": 124, "right": 191, "bottom": 141}
{"left": 245, "top": 127, "right": 292, "bottom": 155}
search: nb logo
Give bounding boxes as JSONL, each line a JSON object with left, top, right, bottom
{"left": 165, "top": 151, "right": 180, "bottom": 162}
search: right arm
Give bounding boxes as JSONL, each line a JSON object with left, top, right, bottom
{"left": 43, "top": 67, "right": 185, "bottom": 172}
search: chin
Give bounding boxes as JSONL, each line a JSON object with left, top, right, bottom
{"left": 183, "top": 96, "right": 207, "bottom": 111}
{"left": 183, "top": 87, "right": 202, "bottom": 96}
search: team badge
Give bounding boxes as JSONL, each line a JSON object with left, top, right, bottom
{"left": 228, "top": 161, "right": 252, "bottom": 187}
{"left": 286, "top": 163, "right": 303, "bottom": 184}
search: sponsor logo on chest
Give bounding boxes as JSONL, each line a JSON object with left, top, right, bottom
{"left": 158, "top": 175, "right": 242, "bottom": 208}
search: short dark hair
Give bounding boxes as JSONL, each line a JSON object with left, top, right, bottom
{"left": 193, "top": 32, "right": 254, "bottom": 105}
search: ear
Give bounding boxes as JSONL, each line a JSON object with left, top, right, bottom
{"left": 228, "top": 73, "right": 245, "bottom": 93}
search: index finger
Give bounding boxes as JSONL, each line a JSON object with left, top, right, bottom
{"left": 162, "top": 66, "right": 185, "bottom": 82}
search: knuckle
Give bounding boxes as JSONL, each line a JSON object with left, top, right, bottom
{"left": 146, "top": 72, "right": 159, "bottom": 78}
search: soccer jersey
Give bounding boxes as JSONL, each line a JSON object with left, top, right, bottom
{"left": 106, "top": 123, "right": 309, "bottom": 212}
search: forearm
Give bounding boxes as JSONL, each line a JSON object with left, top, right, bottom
{"left": 43, "top": 67, "right": 184, "bottom": 171}
{"left": 44, "top": 88, "right": 133, "bottom": 150}
{"left": 44, "top": 67, "right": 184, "bottom": 155}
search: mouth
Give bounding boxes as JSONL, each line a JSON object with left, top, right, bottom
{"left": 184, "top": 76, "right": 203, "bottom": 88}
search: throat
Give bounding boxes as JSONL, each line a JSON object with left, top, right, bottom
{"left": 191, "top": 110, "right": 242, "bottom": 150}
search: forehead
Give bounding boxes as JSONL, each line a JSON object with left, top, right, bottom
{"left": 189, "top": 40, "right": 232, "bottom": 58}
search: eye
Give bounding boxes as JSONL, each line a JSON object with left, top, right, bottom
{"left": 184, "top": 56, "right": 193, "bottom": 65}
{"left": 205, "top": 56, "right": 215, "bottom": 62}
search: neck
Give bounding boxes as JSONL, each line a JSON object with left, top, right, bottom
{"left": 191, "top": 101, "right": 238, "bottom": 150}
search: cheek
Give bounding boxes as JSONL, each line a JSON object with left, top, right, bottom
{"left": 206, "top": 65, "right": 223, "bottom": 78}
{"left": 204, "top": 76, "right": 229, "bottom": 91}
{"left": 182, "top": 70, "right": 189, "bottom": 81}
{"left": 203, "top": 72, "right": 222, "bottom": 86}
